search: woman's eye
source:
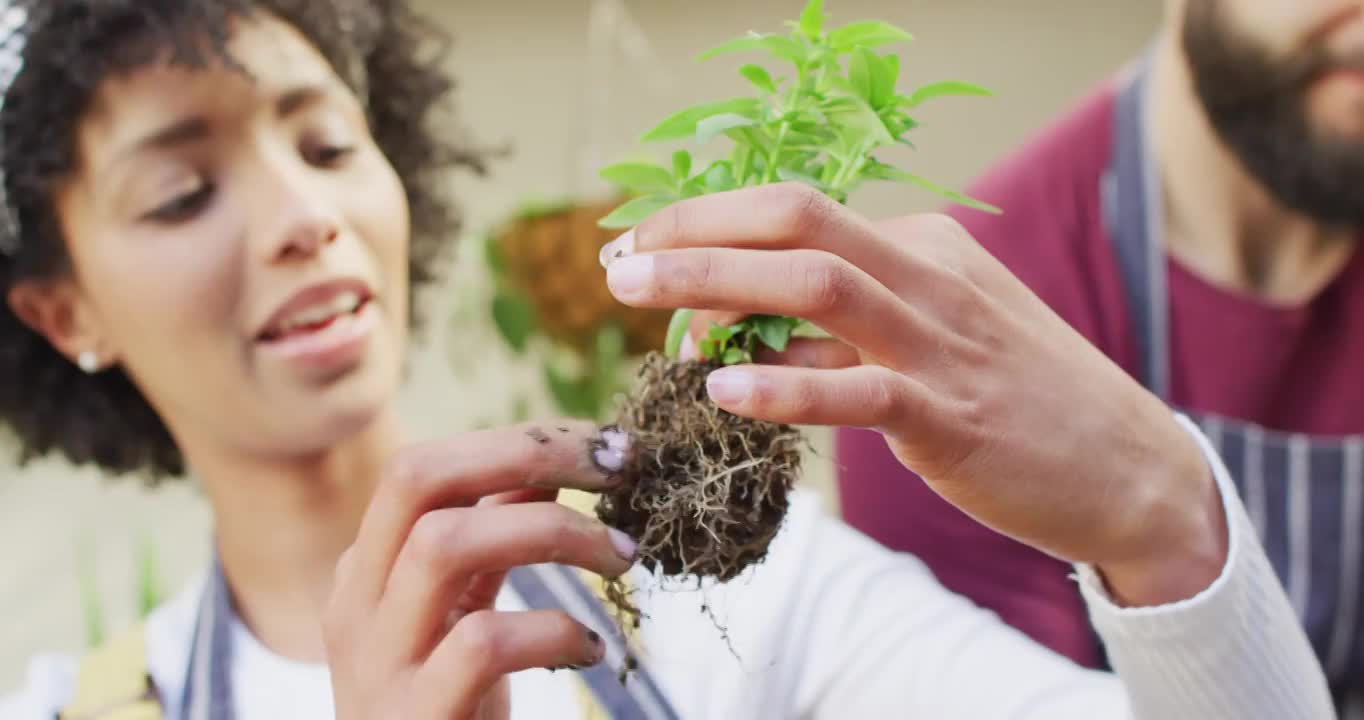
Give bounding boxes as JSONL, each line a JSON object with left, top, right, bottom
{"left": 307, "top": 143, "right": 357, "bottom": 168}
{"left": 144, "top": 183, "right": 214, "bottom": 224}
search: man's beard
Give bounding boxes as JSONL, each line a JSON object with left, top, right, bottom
{"left": 1181, "top": 0, "right": 1364, "bottom": 227}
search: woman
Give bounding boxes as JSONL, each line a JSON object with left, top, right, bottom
{"left": 0, "top": 1, "right": 1332, "bottom": 718}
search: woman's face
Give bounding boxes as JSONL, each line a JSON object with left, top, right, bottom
{"left": 31, "top": 13, "right": 412, "bottom": 463}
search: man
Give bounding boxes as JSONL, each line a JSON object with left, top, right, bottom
{"left": 836, "top": 0, "right": 1364, "bottom": 713}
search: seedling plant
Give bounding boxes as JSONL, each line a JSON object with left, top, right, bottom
{"left": 591, "top": 0, "right": 998, "bottom": 649}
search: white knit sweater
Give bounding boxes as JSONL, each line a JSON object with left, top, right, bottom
{"left": 1, "top": 415, "right": 1335, "bottom": 719}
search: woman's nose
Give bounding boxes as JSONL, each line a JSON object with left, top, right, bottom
{"left": 255, "top": 172, "right": 343, "bottom": 264}
{"left": 274, "top": 211, "right": 339, "bottom": 260}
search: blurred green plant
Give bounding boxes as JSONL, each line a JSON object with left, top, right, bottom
{"left": 78, "top": 533, "right": 165, "bottom": 648}
{"left": 479, "top": 198, "right": 659, "bottom": 424}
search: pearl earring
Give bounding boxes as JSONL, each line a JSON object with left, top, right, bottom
{"left": 77, "top": 351, "right": 100, "bottom": 374}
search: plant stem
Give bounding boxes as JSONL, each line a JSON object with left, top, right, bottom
{"left": 762, "top": 124, "right": 790, "bottom": 184}
{"left": 736, "top": 145, "right": 753, "bottom": 186}
{"left": 763, "top": 60, "right": 810, "bottom": 184}
{"left": 830, "top": 154, "right": 866, "bottom": 194}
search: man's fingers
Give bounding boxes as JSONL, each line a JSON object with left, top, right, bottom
{"left": 412, "top": 609, "right": 605, "bottom": 719}
{"left": 377, "top": 502, "right": 636, "bottom": 661}
{"left": 347, "top": 421, "right": 631, "bottom": 606}
{"left": 600, "top": 183, "right": 905, "bottom": 279}
{"left": 703, "top": 363, "right": 928, "bottom": 432}
{"left": 607, "top": 247, "right": 922, "bottom": 366}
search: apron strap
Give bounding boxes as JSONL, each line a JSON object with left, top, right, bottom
{"left": 507, "top": 565, "right": 681, "bottom": 720}
{"left": 181, "top": 557, "right": 234, "bottom": 720}
{"left": 1105, "top": 47, "right": 1172, "bottom": 399}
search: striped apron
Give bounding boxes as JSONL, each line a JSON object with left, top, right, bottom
{"left": 1107, "top": 53, "right": 1364, "bottom": 716}
{"left": 181, "top": 555, "right": 679, "bottom": 720}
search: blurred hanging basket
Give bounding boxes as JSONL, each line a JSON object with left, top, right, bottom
{"left": 483, "top": 196, "right": 673, "bottom": 421}
{"left": 488, "top": 196, "right": 670, "bottom": 355}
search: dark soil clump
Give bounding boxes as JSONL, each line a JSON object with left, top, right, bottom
{"left": 595, "top": 352, "right": 804, "bottom": 633}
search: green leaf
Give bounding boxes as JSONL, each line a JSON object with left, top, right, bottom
{"left": 739, "top": 64, "right": 777, "bottom": 94}
{"left": 698, "top": 33, "right": 769, "bottom": 61}
{"left": 699, "top": 338, "right": 718, "bottom": 359}
{"left": 752, "top": 315, "right": 800, "bottom": 352}
{"left": 822, "top": 79, "right": 896, "bottom": 147}
{"left": 545, "top": 363, "right": 593, "bottom": 418}
{"left": 868, "top": 163, "right": 1003, "bottom": 214}
{"left": 828, "top": 20, "right": 913, "bottom": 52}
{"left": 701, "top": 161, "right": 738, "bottom": 194}
{"left": 792, "top": 320, "right": 833, "bottom": 339}
{"left": 872, "top": 54, "right": 899, "bottom": 109}
{"left": 727, "top": 126, "right": 774, "bottom": 156}
{"left": 696, "top": 112, "right": 758, "bottom": 145}
{"left": 903, "top": 80, "right": 994, "bottom": 108}
{"left": 848, "top": 48, "right": 873, "bottom": 102}
{"left": 673, "top": 151, "right": 693, "bottom": 181}
{"left": 483, "top": 232, "right": 506, "bottom": 277}
{"left": 707, "top": 322, "right": 741, "bottom": 344}
{"left": 880, "top": 110, "right": 920, "bottom": 138}
{"left": 490, "top": 293, "right": 537, "bottom": 354}
{"left": 597, "top": 194, "right": 677, "bottom": 229}
{"left": 599, "top": 162, "right": 676, "bottom": 194}
{"left": 641, "top": 98, "right": 762, "bottom": 143}
{"left": 666, "top": 309, "right": 696, "bottom": 358}
{"left": 723, "top": 347, "right": 749, "bottom": 365}
{"left": 798, "top": 0, "right": 829, "bottom": 39}
{"left": 700, "top": 33, "right": 809, "bottom": 66}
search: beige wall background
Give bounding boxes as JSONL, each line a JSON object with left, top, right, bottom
{"left": 0, "top": 0, "right": 1162, "bottom": 689}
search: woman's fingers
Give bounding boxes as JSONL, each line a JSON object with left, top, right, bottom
{"left": 704, "top": 363, "right": 928, "bottom": 432}
{"left": 455, "top": 487, "right": 561, "bottom": 612}
{"left": 412, "top": 609, "right": 606, "bottom": 719}
{"left": 607, "top": 247, "right": 921, "bottom": 367}
{"left": 377, "top": 502, "right": 637, "bottom": 661}
{"left": 345, "top": 421, "right": 629, "bottom": 605}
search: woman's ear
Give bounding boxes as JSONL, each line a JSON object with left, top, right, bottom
{"left": 7, "top": 279, "right": 118, "bottom": 373}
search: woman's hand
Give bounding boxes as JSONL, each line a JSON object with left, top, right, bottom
{"left": 601, "top": 182, "right": 1226, "bottom": 607}
{"left": 323, "top": 421, "right": 637, "bottom": 720}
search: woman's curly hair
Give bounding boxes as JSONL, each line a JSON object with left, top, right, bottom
{"left": 0, "top": 0, "right": 488, "bottom": 481}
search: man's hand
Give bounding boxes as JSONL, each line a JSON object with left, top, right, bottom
{"left": 601, "top": 182, "right": 1227, "bottom": 606}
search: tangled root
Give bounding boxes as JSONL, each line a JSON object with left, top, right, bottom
{"left": 595, "top": 352, "right": 804, "bottom": 635}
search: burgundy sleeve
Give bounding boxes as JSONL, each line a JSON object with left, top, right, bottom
{"left": 835, "top": 82, "right": 1139, "bottom": 668}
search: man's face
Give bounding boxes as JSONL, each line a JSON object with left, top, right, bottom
{"left": 1179, "top": 0, "right": 1364, "bottom": 225}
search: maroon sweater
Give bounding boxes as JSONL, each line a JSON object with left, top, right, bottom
{"left": 834, "top": 80, "right": 1364, "bottom": 667}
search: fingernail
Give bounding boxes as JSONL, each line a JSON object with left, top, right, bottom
{"left": 586, "top": 630, "right": 607, "bottom": 663}
{"left": 679, "top": 333, "right": 698, "bottom": 362}
{"left": 593, "top": 446, "right": 625, "bottom": 474}
{"left": 606, "top": 255, "right": 653, "bottom": 302}
{"left": 601, "top": 425, "right": 630, "bottom": 452}
{"left": 599, "top": 230, "right": 636, "bottom": 268}
{"left": 608, "top": 527, "right": 638, "bottom": 561}
{"left": 590, "top": 427, "right": 630, "bottom": 474}
{"left": 706, "top": 368, "right": 754, "bottom": 404}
